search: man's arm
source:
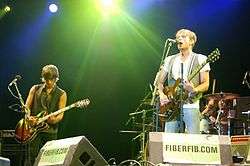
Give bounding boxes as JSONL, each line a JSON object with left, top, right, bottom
{"left": 201, "top": 99, "right": 215, "bottom": 116}
{"left": 25, "top": 85, "right": 36, "bottom": 115}
{"left": 194, "top": 71, "right": 210, "bottom": 93}
{"left": 157, "top": 69, "right": 171, "bottom": 105}
{"left": 47, "top": 92, "right": 67, "bottom": 124}
{"left": 157, "top": 69, "right": 167, "bottom": 95}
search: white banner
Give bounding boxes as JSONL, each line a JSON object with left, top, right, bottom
{"left": 162, "top": 133, "right": 222, "bottom": 164}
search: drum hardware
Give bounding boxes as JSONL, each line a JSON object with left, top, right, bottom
{"left": 132, "top": 110, "right": 149, "bottom": 163}
{"left": 154, "top": 112, "right": 167, "bottom": 118}
{"left": 203, "top": 92, "right": 240, "bottom": 136}
{"left": 242, "top": 110, "right": 250, "bottom": 135}
{"left": 123, "top": 108, "right": 156, "bottom": 165}
{"left": 242, "top": 110, "right": 250, "bottom": 115}
{"left": 204, "top": 92, "right": 239, "bottom": 101}
{"left": 215, "top": 109, "right": 224, "bottom": 135}
{"left": 119, "top": 131, "right": 141, "bottom": 134}
{"left": 242, "top": 71, "right": 250, "bottom": 89}
{"left": 129, "top": 109, "right": 155, "bottom": 116}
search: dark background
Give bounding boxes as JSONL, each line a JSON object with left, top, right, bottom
{"left": 0, "top": 0, "right": 249, "bottom": 164}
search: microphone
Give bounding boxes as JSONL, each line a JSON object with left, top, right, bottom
{"left": 242, "top": 71, "right": 248, "bottom": 85}
{"left": 9, "top": 75, "right": 22, "bottom": 86}
{"left": 167, "top": 38, "right": 177, "bottom": 43}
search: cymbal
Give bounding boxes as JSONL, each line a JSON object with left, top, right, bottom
{"left": 133, "top": 122, "right": 155, "bottom": 128}
{"left": 129, "top": 108, "right": 155, "bottom": 116}
{"left": 204, "top": 92, "right": 239, "bottom": 101}
{"left": 119, "top": 130, "right": 141, "bottom": 134}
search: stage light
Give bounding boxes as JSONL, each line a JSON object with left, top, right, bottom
{"left": 96, "top": 0, "right": 120, "bottom": 16}
{"left": 49, "top": 3, "right": 58, "bottom": 13}
{"left": 0, "top": 6, "right": 11, "bottom": 19}
{"left": 4, "top": 6, "right": 11, "bottom": 12}
{"left": 101, "top": 0, "right": 114, "bottom": 8}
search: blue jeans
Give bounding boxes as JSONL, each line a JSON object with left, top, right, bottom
{"left": 164, "top": 108, "right": 200, "bottom": 134}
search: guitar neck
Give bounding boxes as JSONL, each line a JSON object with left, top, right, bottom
{"left": 188, "top": 48, "right": 219, "bottom": 82}
{"left": 38, "top": 104, "right": 75, "bottom": 123}
{"left": 188, "top": 60, "right": 207, "bottom": 82}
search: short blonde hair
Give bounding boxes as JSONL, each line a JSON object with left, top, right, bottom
{"left": 176, "top": 29, "right": 197, "bottom": 48}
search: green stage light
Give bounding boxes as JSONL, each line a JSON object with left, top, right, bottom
{"left": 95, "top": 0, "right": 120, "bottom": 17}
{"left": 101, "top": 0, "right": 114, "bottom": 8}
{"left": 4, "top": 6, "right": 11, "bottom": 12}
{"left": 0, "top": 6, "right": 11, "bottom": 19}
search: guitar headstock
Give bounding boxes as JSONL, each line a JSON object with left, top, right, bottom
{"left": 207, "top": 48, "right": 220, "bottom": 63}
{"left": 74, "top": 99, "right": 90, "bottom": 108}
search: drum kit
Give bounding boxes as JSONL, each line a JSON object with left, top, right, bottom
{"left": 121, "top": 91, "right": 249, "bottom": 165}
{"left": 200, "top": 92, "right": 248, "bottom": 135}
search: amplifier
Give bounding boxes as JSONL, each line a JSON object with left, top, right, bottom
{"left": 231, "top": 135, "right": 250, "bottom": 163}
{"left": 233, "top": 97, "right": 250, "bottom": 135}
{"left": 0, "top": 130, "right": 28, "bottom": 166}
{"left": 148, "top": 132, "right": 232, "bottom": 165}
{"left": 0, "top": 130, "right": 15, "bottom": 138}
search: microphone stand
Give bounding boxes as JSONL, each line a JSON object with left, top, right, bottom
{"left": 215, "top": 109, "right": 223, "bottom": 135}
{"left": 8, "top": 82, "right": 31, "bottom": 165}
{"left": 150, "top": 40, "right": 174, "bottom": 131}
{"left": 12, "top": 82, "right": 30, "bottom": 116}
{"left": 179, "top": 63, "right": 184, "bottom": 133}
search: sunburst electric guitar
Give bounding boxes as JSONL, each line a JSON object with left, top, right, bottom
{"left": 15, "top": 99, "right": 90, "bottom": 143}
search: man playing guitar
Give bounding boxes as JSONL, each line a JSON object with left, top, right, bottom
{"left": 25, "top": 64, "right": 67, "bottom": 164}
{"left": 157, "top": 29, "right": 210, "bottom": 134}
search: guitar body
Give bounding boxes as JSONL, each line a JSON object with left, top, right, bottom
{"left": 15, "top": 117, "right": 49, "bottom": 144}
{"left": 159, "top": 79, "right": 202, "bottom": 122}
{"left": 14, "top": 99, "right": 90, "bottom": 144}
{"left": 159, "top": 79, "right": 180, "bottom": 123}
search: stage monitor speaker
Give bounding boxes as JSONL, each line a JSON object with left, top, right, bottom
{"left": 34, "top": 136, "right": 108, "bottom": 166}
{"left": 0, "top": 156, "right": 10, "bottom": 166}
{"left": 148, "top": 132, "right": 232, "bottom": 165}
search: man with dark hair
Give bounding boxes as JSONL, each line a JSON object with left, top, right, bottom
{"left": 25, "top": 64, "right": 67, "bottom": 164}
{"left": 157, "top": 29, "right": 210, "bottom": 133}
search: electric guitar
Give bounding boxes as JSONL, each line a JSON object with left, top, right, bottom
{"left": 160, "top": 48, "right": 220, "bottom": 121}
{"left": 15, "top": 99, "right": 90, "bottom": 143}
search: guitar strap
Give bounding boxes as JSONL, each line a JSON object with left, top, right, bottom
{"left": 167, "top": 54, "right": 178, "bottom": 86}
{"left": 167, "top": 53, "right": 198, "bottom": 85}
{"left": 187, "top": 53, "right": 197, "bottom": 76}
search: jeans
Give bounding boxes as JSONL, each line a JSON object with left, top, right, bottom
{"left": 29, "top": 132, "right": 57, "bottom": 165}
{"left": 164, "top": 107, "right": 200, "bottom": 134}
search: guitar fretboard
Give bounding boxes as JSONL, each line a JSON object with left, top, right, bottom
{"left": 37, "top": 104, "right": 76, "bottom": 124}
{"left": 188, "top": 60, "right": 207, "bottom": 81}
